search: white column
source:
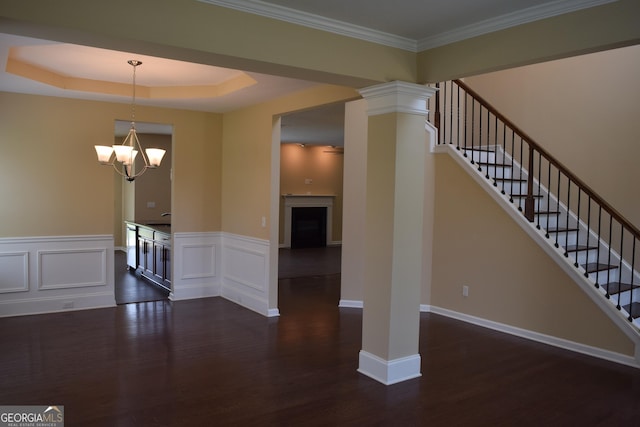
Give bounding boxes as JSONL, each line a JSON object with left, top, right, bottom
{"left": 357, "top": 81, "right": 436, "bottom": 385}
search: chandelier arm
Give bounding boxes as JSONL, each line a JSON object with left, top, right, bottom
{"left": 95, "top": 59, "right": 165, "bottom": 182}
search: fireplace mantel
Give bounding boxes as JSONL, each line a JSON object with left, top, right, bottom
{"left": 282, "top": 195, "right": 334, "bottom": 248}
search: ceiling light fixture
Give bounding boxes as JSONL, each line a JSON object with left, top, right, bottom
{"left": 94, "top": 60, "right": 166, "bottom": 182}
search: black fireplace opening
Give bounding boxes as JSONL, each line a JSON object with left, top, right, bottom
{"left": 291, "top": 207, "right": 327, "bottom": 248}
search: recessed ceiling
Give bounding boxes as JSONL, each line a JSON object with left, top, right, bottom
{"left": 0, "top": 33, "right": 320, "bottom": 114}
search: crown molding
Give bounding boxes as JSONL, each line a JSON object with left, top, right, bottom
{"left": 417, "top": 0, "right": 618, "bottom": 51}
{"left": 198, "top": 0, "right": 617, "bottom": 53}
{"left": 197, "top": 0, "right": 416, "bottom": 51}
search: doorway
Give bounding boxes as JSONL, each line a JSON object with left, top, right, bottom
{"left": 114, "top": 120, "right": 173, "bottom": 305}
{"left": 277, "top": 103, "right": 345, "bottom": 281}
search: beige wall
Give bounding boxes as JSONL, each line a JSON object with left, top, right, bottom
{"left": 132, "top": 134, "right": 172, "bottom": 225}
{"left": 221, "top": 85, "right": 357, "bottom": 240}
{"left": 431, "top": 154, "right": 634, "bottom": 355}
{"left": 279, "top": 143, "right": 344, "bottom": 244}
{"left": 464, "top": 44, "right": 640, "bottom": 229}
{"left": 0, "top": 91, "right": 222, "bottom": 238}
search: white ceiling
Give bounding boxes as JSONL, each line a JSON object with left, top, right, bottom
{"left": 0, "top": 0, "right": 614, "bottom": 143}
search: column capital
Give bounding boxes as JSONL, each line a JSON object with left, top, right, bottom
{"left": 358, "top": 81, "right": 436, "bottom": 117}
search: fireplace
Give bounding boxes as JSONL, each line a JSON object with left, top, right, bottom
{"left": 291, "top": 207, "right": 327, "bottom": 248}
{"left": 283, "top": 195, "right": 334, "bottom": 248}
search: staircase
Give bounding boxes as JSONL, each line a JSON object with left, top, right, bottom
{"left": 428, "top": 80, "right": 640, "bottom": 331}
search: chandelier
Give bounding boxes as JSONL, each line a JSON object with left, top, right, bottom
{"left": 94, "top": 60, "right": 166, "bottom": 181}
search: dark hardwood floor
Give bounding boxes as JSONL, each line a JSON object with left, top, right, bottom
{"left": 1, "top": 247, "right": 640, "bottom": 425}
{"left": 115, "top": 251, "right": 169, "bottom": 305}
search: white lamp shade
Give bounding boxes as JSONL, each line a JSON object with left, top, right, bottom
{"left": 122, "top": 150, "right": 138, "bottom": 166}
{"left": 113, "top": 145, "right": 134, "bottom": 163}
{"left": 146, "top": 148, "right": 166, "bottom": 167}
{"left": 95, "top": 145, "right": 114, "bottom": 164}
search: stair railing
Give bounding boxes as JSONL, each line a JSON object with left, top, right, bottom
{"left": 428, "top": 79, "right": 640, "bottom": 324}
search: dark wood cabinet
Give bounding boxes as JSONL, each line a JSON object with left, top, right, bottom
{"left": 153, "top": 235, "right": 171, "bottom": 289}
{"left": 130, "top": 223, "right": 171, "bottom": 291}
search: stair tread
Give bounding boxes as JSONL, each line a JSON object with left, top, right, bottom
{"left": 535, "top": 210, "right": 561, "bottom": 216}
{"left": 602, "top": 282, "right": 640, "bottom": 295}
{"left": 477, "top": 161, "right": 511, "bottom": 167}
{"left": 510, "top": 193, "right": 544, "bottom": 198}
{"left": 546, "top": 226, "right": 580, "bottom": 233}
{"left": 565, "top": 244, "right": 598, "bottom": 252}
{"left": 622, "top": 302, "right": 640, "bottom": 319}
{"left": 494, "top": 177, "right": 526, "bottom": 182}
{"left": 464, "top": 148, "right": 495, "bottom": 152}
{"left": 582, "top": 262, "right": 618, "bottom": 273}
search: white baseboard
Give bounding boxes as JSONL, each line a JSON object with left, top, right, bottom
{"left": 169, "top": 282, "right": 221, "bottom": 301}
{"left": 429, "top": 306, "right": 639, "bottom": 368}
{"left": 357, "top": 350, "right": 422, "bottom": 385}
{"left": 0, "top": 291, "right": 115, "bottom": 317}
{"left": 339, "top": 299, "right": 363, "bottom": 308}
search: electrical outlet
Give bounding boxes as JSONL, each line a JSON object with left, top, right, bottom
{"left": 462, "top": 285, "right": 469, "bottom": 297}
{"left": 304, "top": 178, "right": 312, "bottom": 185}
{"left": 63, "top": 301, "right": 74, "bottom": 309}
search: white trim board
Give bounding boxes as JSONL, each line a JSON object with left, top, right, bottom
{"left": 428, "top": 306, "right": 639, "bottom": 369}
{"left": 198, "top": 0, "right": 616, "bottom": 52}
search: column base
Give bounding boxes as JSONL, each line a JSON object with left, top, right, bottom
{"left": 357, "top": 350, "right": 422, "bottom": 385}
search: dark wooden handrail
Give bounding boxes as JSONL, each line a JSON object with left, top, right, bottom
{"left": 451, "top": 78, "right": 640, "bottom": 239}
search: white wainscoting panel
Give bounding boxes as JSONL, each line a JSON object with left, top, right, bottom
{"left": 221, "top": 233, "right": 272, "bottom": 316}
{"left": 38, "top": 248, "right": 107, "bottom": 290}
{"left": 171, "top": 232, "right": 221, "bottom": 301}
{"left": 0, "top": 235, "right": 115, "bottom": 317}
{"left": 0, "top": 251, "right": 29, "bottom": 293}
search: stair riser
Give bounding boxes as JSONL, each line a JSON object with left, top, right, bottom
{"left": 589, "top": 269, "right": 621, "bottom": 284}
{"left": 478, "top": 165, "right": 513, "bottom": 180}
{"left": 511, "top": 197, "right": 549, "bottom": 212}
{"left": 608, "top": 288, "right": 640, "bottom": 307}
{"left": 534, "top": 215, "right": 569, "bottom": 230}
{"left": 572, "top": 250, "right": 604, "bottom": 265}
{"left": 549, "top": 232, "right": 581, "bottom": 248}
{"left": 466, "top": 150, "right": 497, "bottom": 163}
{"left": 497, "top": 181, "right": 527, "bottom": 195}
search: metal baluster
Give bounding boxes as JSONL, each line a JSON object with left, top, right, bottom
{"left": 462, "top": 92, "right": 467, "bottom": 151}
{"left": 489, "top": 114, "right": 496, "bottom": 181}
{"left": 606, "top": 216, "right": 615, "bottom": 305}
{"left": 564, "top": 177, "right": 571, "bottom": 257}
{"left": 574, "top": 188, "right": 582, "bottom": 267}
{"left": 468, "top": 99, "right": 474, "bottom": 160}
{"left": 629, "top": 238, "right": 637, "bottom": 321}
{"left": 449, "top": 82, "right": 453, "bottom": 144}
{"left": 477, "top": 105, "right": 483, "bottom": 171}
{"left": 456, "top": 83, "right": 461, "bottom": 148}
{"left": 554, "top": 170, "right": 561, "bottom": 248}
{"left": 617, "top": 226, "right": 624, "bottom": 310}
{"left": 535, "top": 151, "right": 542, "bottom": 229}
{"left": 500, "top": 121, "right": 506, "bottom": 194}
{"left": 593, "top": 207, "right": 602, "bottom": 288}
{"left": 517, "top": 137, "right": 524, "bottom": 212}
{"left": 545, "top": 160, "right": 552, "bottom": 237}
